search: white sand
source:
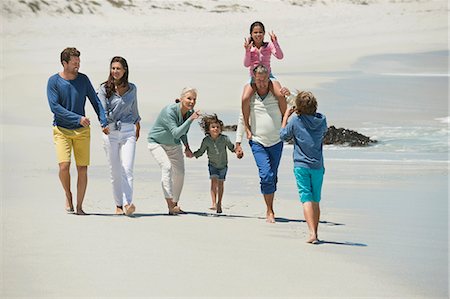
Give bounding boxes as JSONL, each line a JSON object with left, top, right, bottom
{"left": 1, "top": 0, "right": 448, "bottom": 298}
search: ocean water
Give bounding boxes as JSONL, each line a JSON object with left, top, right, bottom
{"left": 206, "top": 50, "right": 449, "bottom": 163}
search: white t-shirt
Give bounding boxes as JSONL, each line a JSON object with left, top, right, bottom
{"left": 236, "top": 91, "right": 282, "bottom": 147}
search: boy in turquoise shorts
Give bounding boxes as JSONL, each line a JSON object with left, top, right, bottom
{"left": 280, "top": 90, "right": 327, "bottom": 244}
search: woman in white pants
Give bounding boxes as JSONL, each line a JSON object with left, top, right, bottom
{"left": 148, "top": 87, "right": 201, "bottom": 215}
{"left": 98, "top": 56, "right": 140, "bottom": 216}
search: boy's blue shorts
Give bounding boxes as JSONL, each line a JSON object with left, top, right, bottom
{"left": 208, "top": 164, "right": 228, "bottom": 181}
{"left": 294, "top": 167, "right": 325, "bottom": 203}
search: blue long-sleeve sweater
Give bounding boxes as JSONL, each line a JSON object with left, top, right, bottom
{"left": 47, "top": 73, "right": 108, "bottom": 129}
{"left": 280, "top": 113, "right": 328, "bottom": 169}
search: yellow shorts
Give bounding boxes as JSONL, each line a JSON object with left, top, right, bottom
{"left": 53, "top": 126, "right": 90, "bottom": 166}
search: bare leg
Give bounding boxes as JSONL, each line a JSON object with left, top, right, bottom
{"left": 76, "top": 165, "right": 88, "bottom": 215}
{"left": 312, "top": 202, "right": 320, "bottom": 240}
{"left": 210, "top": 178, "right": 218, "bottom": 210}
{"left": 303, "top": 201, "right": 318, "bottom": 243}
{"left": 217, "top": 180, "right": 224, "bottom": 213}
{"left": 241, "top": 84, "right": 254, "bottom": 139}
{"left": 58, "top": 162, "right": 73, "bottom": 212}
{"left": 263, "top": 193, "right": 275, "bottom": 223}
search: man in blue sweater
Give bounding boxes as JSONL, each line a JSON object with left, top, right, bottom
{"left": 280, "top": 89, "right": 327, "bottom": 244}
{"left": 47, "top": 47, "right": 109, "bottom": 215}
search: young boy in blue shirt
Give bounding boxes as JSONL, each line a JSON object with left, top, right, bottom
{"left": 280, "top": 90, "right": 327, "bottom": 244}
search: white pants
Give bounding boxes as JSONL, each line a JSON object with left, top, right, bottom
{"left": 102, "top": 123, "right": 137, "bottom": 207}
{"left": 148, "top": 143, "right": 185, "bottom": 202}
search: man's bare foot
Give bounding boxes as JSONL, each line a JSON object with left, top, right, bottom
{"left": 307, "top": 235, "right": 319, "bottom": 244}
{"left": 115, "top": 206, "right": 124, "bottom": 215}
{"left": 209, "top": 206, "right": 217, "bottom": 210}
{"left": 76, "top": 209, "right": 87, "bottom": 215}
{"left": 217, "top": 205, "right": 222, "bottom": 214}
{"left": 65, "top": 206, "right": 74, "bottom": 213}
{"left": 124, "top": 203, "right": 136, "bottom": 216}
{"left": 266, "top": 213, "right": 275, "bottom": 223}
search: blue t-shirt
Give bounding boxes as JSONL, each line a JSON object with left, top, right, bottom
{"left": 47, "top": 72, "right": 107, "bottom": 129}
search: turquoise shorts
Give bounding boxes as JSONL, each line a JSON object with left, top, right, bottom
{"left": 294, "top": 167, "right": 325, "bottom": 203}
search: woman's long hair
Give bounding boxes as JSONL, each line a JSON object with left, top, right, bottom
{"left": 103, "top": 56, "right": 129, "bottom": 99}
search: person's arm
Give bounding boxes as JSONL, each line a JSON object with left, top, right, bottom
{"left": 243, "top": 37, "right": 252, "bottom": 67}
{"left": 280, "top": 107, "right": 295, "bottom": 141}
{"left": 235, "top": 142, "right": 243, "bottom": 159}
{"left": 242, "top": 93, "right": 252, "bottom": 140}
{"left": 47, "top": 77, "right": 82, "bottom": 126}
{"left": 85, "top": 77, "right": 109, "bottom": 135}
{"left": 269, "top": 31, "right": 284, "bottom": 60}
{"left": 166, "top": 110, "right": 200, "bottom": 140}
{"left": 131, "top": 85, "right": 141, "bottom": 140}
{"left": 235, "top": 114, "right": 245, "bottom": 159}
{"left": 193, "top": 138, "right": 207, "bottom": 158}
{"left": 135, "top": 121, "right": 140, "bottom": 141}
{"left": 225, "top": 135, "right": 235, "bottom": 152}
{"left": 86, "top": 76, "right": 108, "bottom": 129}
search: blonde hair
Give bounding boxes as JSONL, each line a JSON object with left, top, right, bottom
{"left": 295, "top": 91, "right": 317, "bottom": 115}
{"left": 180, "top": 87, "right": 197, "bottom": 99}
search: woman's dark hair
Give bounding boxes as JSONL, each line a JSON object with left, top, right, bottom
{"left": 103, "top": 56, "right": 129, "bottom": 99}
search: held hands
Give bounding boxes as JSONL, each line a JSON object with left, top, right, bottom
{"left": 184, "top": 147, "right": 194, "bottom": 158}
{"left": 102, "top": 126, "right": 110, "bottom": 135}
{"left": 235, "top": 143, "right": 244, "bottom": 159}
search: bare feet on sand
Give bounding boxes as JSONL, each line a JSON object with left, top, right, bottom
{"left": 115, "top": 206, "right": 124, "bottom": 215}
{"left": 169, "top": 205, "right": 182, "bottom": 215}
{"left": 217, "top": 205, "right": 222, "bottom": 214}
{"left": 209, "top": 205, "right": 217, "bottom": 210}
{"left": 266, "top": 213, "right": 275, "bottom": 223}
{"left": 76, "top": 209, "right": 87, "bottom": 215}
{"left": 307, "top": 235, "right": 319, "bottom": 244}
{"left": 65, "top": 199, "right": 74, "bottom": 213}
{"left": 124, "top": 203, "right": 136, "bottom": 216}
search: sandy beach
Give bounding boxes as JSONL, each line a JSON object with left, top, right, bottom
{"left": 1, "top": 0, "right": 448, "bottom": 298}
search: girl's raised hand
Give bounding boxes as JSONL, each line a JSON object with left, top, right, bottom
{"left": 244, "top": 37, "right": 252, "bottom": 50}
{"left": 269, "top": 31, "right": 277, "bottom": 42}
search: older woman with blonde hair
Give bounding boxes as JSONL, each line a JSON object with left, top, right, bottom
{"left": 148, "top": 87, "right": 201, "bottom": 215}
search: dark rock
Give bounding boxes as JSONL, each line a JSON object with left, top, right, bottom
{"left": 223, "top": 125, "right": 237, "bottom": 131}
{"left": 323, "top": 125, "right": 377, "bottom": 147}
{"left": 223, "top": 123, "right": 377, "bottom": 147}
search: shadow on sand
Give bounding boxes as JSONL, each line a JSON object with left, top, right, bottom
{"left": 314, "top": 240, "right": 367, "bottom": 247}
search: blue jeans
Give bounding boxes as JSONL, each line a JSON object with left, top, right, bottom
{"left": 249, "top": 140, "right": 283, "bottom": 194}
